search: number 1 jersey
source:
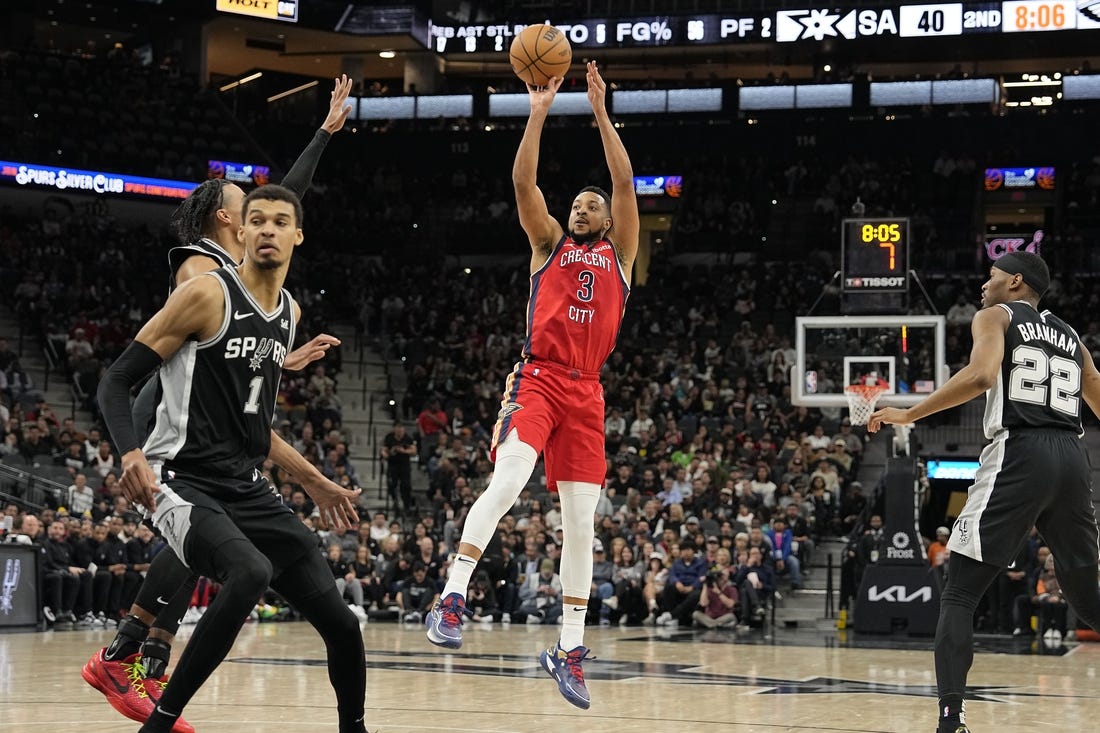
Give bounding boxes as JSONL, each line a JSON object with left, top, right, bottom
{"left": 143, "top": 266, "right": 296, "bottom": 479}
{"left": 522, "top": 236, "right": 630, "bottom": 373}
{"left": 983, "top": 300, "right": 1084, "bottom": 438}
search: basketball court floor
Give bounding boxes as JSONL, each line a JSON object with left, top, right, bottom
{"left": 3, "top": 620, "right": 1098, "bottom": 732}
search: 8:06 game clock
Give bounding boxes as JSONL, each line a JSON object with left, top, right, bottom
{"left": 842, "top": 218, "right": 909, "bottom": 292}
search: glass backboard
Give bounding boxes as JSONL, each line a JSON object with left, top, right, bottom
{"left": 791, "top": 315, "right": 948, "bottom": 408}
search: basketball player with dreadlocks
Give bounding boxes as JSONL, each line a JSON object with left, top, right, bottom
{"left": 869, "top": 252, "right": 1100, "bottom": 733}
{"left": 425, "top": 61, "right": 638, "bottom": 710}
{"left": 82, "top": 76, "right": 359, "bottom": 732}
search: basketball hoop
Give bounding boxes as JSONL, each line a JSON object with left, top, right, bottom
{"left": 844, "top": 384, "right": 888, "bottom": 426}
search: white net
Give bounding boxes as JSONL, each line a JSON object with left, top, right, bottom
{"left": 844, "top": 384, "right": 888, "bottom": 426}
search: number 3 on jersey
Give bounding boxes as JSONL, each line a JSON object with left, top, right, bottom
{"left": 1008, "top": 345, "right": 1081, "bottom": 415}
{"left": 576, "top": 270, "right": 594, "bottom": 302}
{"left": 243, "top": 375, "right": 263, "bottom": 414}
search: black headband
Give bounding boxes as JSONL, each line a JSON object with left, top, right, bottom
{"left": 993, "top": 252, "right": 1049, "bottom": 297}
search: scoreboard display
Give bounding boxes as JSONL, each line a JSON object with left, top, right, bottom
{"left": 842, "top": 218, "right": 910, "bottom": 292}
{"left": 427, "top": 2, "right": 1100, "bottom": 53}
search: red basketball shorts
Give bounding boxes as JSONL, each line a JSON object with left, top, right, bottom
{"left": 490, "top": 361, "right": 606, "bottom": 492}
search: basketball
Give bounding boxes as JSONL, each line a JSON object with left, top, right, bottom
{"left": 509, "top": 24, "right": 572, "bottom": 87}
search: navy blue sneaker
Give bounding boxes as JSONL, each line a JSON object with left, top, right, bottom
{"left": 539, "top": 643, "right": 592, "bottom": 709}
{"left": 425, "top": 593, "right": 469, "bottom": 649}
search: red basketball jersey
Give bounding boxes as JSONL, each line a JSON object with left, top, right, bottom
{"left": 522, "top": 235, "right": 630, "bottom": 373}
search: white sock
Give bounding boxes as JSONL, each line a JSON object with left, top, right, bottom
{"left": 442, "top": 555, "right": 477, "bottom": 600}
{"left": 559, "top": 605, "right": 586, "bottom": 650}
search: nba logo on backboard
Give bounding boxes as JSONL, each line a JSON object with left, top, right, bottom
{"left": 804, "top": 370, "right": 817, "bottom": 394}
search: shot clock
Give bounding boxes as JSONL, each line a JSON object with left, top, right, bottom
{"left": 842, "top": 218, "right": 910, "bottom": 292}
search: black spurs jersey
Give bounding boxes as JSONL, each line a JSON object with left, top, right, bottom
{"left": 133, "top": 238, "right": 243, "bottom": 440}
{"left": 167, "top": 237, "right": 239, "bottom": 291}
{"left": 142, "top": 265, "right": 296, "bottom": 480}
{"left": 982, "top": 300, "right": 1084, "bottom": 438}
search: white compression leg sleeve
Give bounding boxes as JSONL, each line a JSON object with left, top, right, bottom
{"left": 456, "top": 431, "right": 537, "bottom": 551}
{"left": 440, "top": 432, "right": 537, "bottom": 599}
{"left": 557, "top": 481, "right": 601, "bottom": 650}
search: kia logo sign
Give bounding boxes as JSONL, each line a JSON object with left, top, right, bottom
{"left": 867, "top": 584, "right": 933, "bottom": 603}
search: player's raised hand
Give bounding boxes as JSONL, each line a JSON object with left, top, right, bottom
{"left": 119, "top": 449, "right": 161, "bottom": 512}
{"left": 586, "top": 60, "right": 607, "bottom": 113}
{"left": 527, "top": 76, "right": 564, "bottom": 113}
{"left": 284, "top": 333, "right": 341, "bottom": 372}
{"left": 321, "top": 74, "right": 354, "bottom": 134}
{"left": 867, "top": 407, "right": 912, "bottom": 433}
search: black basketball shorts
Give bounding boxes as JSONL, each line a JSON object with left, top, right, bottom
{"left": 151, "top": 468, "right": 318, "bottom": 578}
{"left": 948, "top": 428, "right": 1099, "bottom": 569}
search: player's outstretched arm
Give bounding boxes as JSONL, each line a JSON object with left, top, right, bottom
{"left": 267, "top": 430, "right": 360, "bottom": 529}
{"left": 98, "top": 275, "right": 226, "bottom": 511}
{"left": 274, "top": 301, "right": 359, "bottom": 528}
{"left": 513, "top": 76, "right": 565, "bottom": 259}
{"left": 586, "top": 61, "right": 639, "bottom": 270}
{"left": 281, "top": 74, "right": 353, "bottom": 198}
{"left": 868, "top": 306, "right": 1008, "bottom": 432}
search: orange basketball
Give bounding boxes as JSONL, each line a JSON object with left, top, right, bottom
{"left": 509, "top": 24, "right": 571, "bottom": 87}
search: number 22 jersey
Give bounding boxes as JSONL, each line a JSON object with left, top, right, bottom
{"left": 983, "top": 300, "right": 1084, "bottom": 438}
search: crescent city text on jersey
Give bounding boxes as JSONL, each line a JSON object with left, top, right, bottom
{"left": 224, "top": 336, "right": 288, "bottom": 370}
{"left": 561, "top": 242, "right": 615, "bottom": 326}
{"left": 559, "top": 243, "right": 615, "bottom": 271}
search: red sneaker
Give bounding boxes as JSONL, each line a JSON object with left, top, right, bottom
{"left": 81, "top": 648, "right": 194, "bottom": 733}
